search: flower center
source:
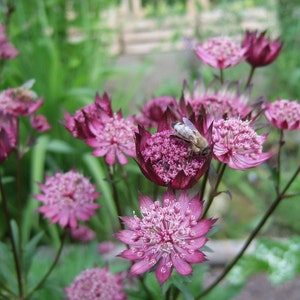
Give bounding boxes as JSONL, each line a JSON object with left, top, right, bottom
{"left": 141, "top": 130, "right": 206, "bottom": 184}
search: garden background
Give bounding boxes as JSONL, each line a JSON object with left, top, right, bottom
{"left": 1, "top": 0, "right": 300, "bottom": 299}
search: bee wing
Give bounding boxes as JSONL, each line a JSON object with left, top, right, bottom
{"left": 21, "top": 79, "right": 35, "bottom": 89}
{"left": 182, "top": 117, "right": 198, "bottom": 132}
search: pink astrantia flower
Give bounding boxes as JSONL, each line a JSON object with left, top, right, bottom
{"left": 0, "top": 83, "right": 43, "bottom": 117}
{"left": 212, "top": 118, "right": 272, "bottom": 169}
{"left": 64, "top": 93, "right": 136, "bottom": 165}
{"left": 0, "top": 24, "right": 19, "bottom": 60}
{"left": 263, "top": 99, "right": 300, "bottom": 131}
{"left": 65, "top": 267, "right": 126, "bottom": 300}
{"left": 30, "top": 114, "right": 51, "bottom": 132}
{"left": 195, "top": 36, "right": 247, "bottom": 69}
{"left": 135, "top": 96, "right": 179, "bottom": 128}
{"left": 183, "top": 78, "right": 252, "bottom": 120}
{"left": 70, "top": 225, "right": 96, "bottom": 242}
{"left": 115, "top": 189, "right": 215, "bottom": 285}
{"left": 63, "top": 93, "right": 110, "bottom": 140}
{"left": 242, "top": 30, "right": 283, "bottom": 68}
{"left": 135, "top": 113, "right": 212, "bottom": 189}
{"left": 0, "top": 112, "right": 18, "bottom": 163}
{"left": 98, "top": 241, "right": 115, "bottom": 254}
{"left": 35, "top": 170, "right": 100, "bottom": 229}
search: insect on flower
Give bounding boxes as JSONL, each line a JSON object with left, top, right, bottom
{"left": 12, "top": 79, "right": 37, "bottom": 101}
{"left": 172, "top": 117, "right": 211, "bottom": 156}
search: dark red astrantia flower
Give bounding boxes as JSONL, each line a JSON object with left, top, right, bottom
{"left": 242, "top": 30, "right": 283, "bottom": 68}
{"left": 135, "top": 111, "right": 212, "bottom": 189}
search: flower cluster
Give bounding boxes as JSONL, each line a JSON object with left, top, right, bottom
{"left": 115, "top": 189, "right": 214, "bottom": 285}
{"left": 35, "top": 169, "right": 100, "bottom": 229}
{"left": 64, "top": 93, "right": 136, "bottom": 165}
{"left": 0, "top": 80, "right": 50, "bottom": 163}
{"left": 264, "top": 99, "right": 300, "bottom": 131}
{"left": 65, "top": 267, "right": 126, "bottom": 300}
{"left": 135, "top": 113, "right": 212, "bottom": 189}
{"left": 0, "top": 24, "right": 19, "bottom": 60}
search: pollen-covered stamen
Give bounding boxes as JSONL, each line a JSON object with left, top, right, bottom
{"left": 213, "top": 119, "right": 264, "bottom": 157}
{"left": 141, "top": 130, "right": 206, "bottom": 184}
{"left": 137, "top": 199, "right": 198, "bottom": 258}
{"left": 94, "top": 114, "right": 135, "bottom": 147}
{"left": 203, "top": 37, "right": 242, "bottom": 62}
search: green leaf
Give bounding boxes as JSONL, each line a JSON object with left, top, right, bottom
{"left": 23, "top": 232, "right": 44, "bottom": 276}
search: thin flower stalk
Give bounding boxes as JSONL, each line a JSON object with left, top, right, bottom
{"left": 0, "top": 174, "right": 23, "bottom": 298}
{"left": 196, "top": 164, "right": 300, "bottom": 299}
{"left": 24, "top": 231, "right": 67, "bottom": 300}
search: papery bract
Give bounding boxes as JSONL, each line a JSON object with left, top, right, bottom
{"left": 263, "top": 99, "right": 300, "bottom": 131}
{"left": 115, "top": 189, "right": 215, "bottom": 285}
{"left": 135, "top": 96, "right": 179, "bottom": 128}
{"left": 65, "top": 267, "right": 126, "bottom": 300}
{"left": 35, "top": 169, "right": 100, "bottom": 229}
{"left": 195, "top": 36, "right": 247, "bottom": 69}
{"left": 212, "top": 118, "right": 272, "bottom": 170}
{"left": 183, "top": 78, "right": 252, "bottom": 120}
{"left": 242, "top": 30, "right": 283, "bottom": 68}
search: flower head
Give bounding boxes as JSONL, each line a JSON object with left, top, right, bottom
{"left": 65, "top": 267, "right": 126, "bottom": 300}
{"left": 183, "top": 79, "right": 252, "bottom": 120}
{"left": 242, "top": 30, "right": 283, "bottom": 68}
{"left": 30, "top": 114, "right": 51, "bottom": 132}
{"left": 263, "top": 99, "right": 300, "bottom": 131}
{"left": 135, "top": 96, "right": 179, "bottom": 129}
{"left": 0, "top": 112, "right": 18, "bottom": 163}
{"left": 115, "top": 189, "right": 214, "bottom": 285}
{"left": 64, "top": 93, "right": 136, "bottom": 165}
{"left": 195, "top": 36, "right": 246, "bottom": 69}
{"left": 70, "top": 225, "right": 96, "bottom": 242}
{"left": 212, "top": 118, "right": 272, "bottom": 169}
{"left": 135, "top": 114, "right": 212, "bottom": 189}
{"left": 0, "top": 81, "right": 43, "bottom": 117}
{"left": 35, "top": 170, "right": 100, "bottom": 228}
{"left": 0, "top": 24, "right": 19, "bottom": 60}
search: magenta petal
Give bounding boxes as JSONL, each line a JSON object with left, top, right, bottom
{"left": 183, "top": 250, "right": 206, "bottom": 264}
{"left": 119, "top": 249, "right": 140, "bottom": 260}
{"left": 130, "top": 260, "right": 153, "bottom": 275}
{"left": 114, "top": 230, "right": 141, "bottom": 246}
{"left": 155, "top": 257, "right": 172, "bottom": 285}
{"left": 192, "top": 219, "right": 213, "bottom": 237}
{"left": 172, "top": 255, "right": 192, "bottom": 276}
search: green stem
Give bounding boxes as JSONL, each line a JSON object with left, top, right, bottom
{"left": 196, "top": 165, "right": 300, "bottom": 299}
{"left": 24, "top": 230, "right": 67, "bottom": 300}
{"left": 245, "top": 65, "right": 256, "bottom": 88}
{"left": 199, "top": 167, "right": 209, "bottom": 201}
{"left": 276, "top": 129, "right": 284, "bottom": 195}
{"left": 15, "top": 150, "right": 23, "bottom": 281}
{"left": 107, "top": 165, "right": 124, "bottom": 230}
{"left": 0, "top": 174, "right": 23, "bottom": 297}
{"left": 202, "top": 163, "right": 227, "bottom": 218}
{"left": 219, "top": 68, "right": 224, "bottom": 85}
